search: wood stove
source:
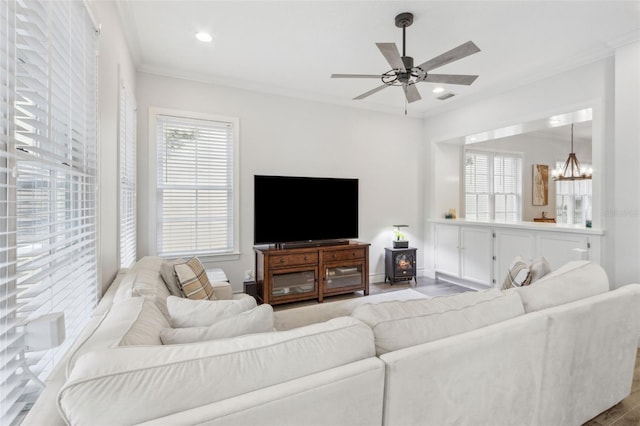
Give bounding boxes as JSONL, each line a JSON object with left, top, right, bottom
{"left": 384, "top": 247, "right": 417, "bottom": 284}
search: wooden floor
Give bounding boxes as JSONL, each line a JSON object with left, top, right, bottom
{"left": 369, "top": 276, "right": 467, "bottom": 297}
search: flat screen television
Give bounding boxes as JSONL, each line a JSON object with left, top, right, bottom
{"left": 254, "top": 175, "right": 358, "bottom": 245}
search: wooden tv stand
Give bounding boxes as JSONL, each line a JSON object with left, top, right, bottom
{"left": 254, "top": 241, "right": 370, "bottom": 305}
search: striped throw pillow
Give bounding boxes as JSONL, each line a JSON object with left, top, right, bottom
{"left": 503, "top": 257, "right": 532, "bottom": 289}
{"left": 174, "top": 257, "right": 217, "bottom": 300}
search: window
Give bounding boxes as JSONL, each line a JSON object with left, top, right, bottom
{"left": 465, "top": 150, "right": 522, "bottom": 222}
{"left": 464, "top": 151, "right": 491, "bottom": 221}
{"left": 152, "top": 110, "right": 239, "bottom": 257}
{"left": 555, "top": 162, "right": 592, "bottom": 225}
{"left": 0, "top": 1, "right": 98, "bottom": 424}
{"left": 119, "top": 83, "right": 136, "bottom": 268}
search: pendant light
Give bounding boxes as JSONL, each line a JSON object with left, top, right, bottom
{"left": 552, "top": 124, "right": 592, "bottom": 181}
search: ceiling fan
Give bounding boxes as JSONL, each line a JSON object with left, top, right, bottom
{"left": 331, "top": 12, "right": 481, "bottom": 104}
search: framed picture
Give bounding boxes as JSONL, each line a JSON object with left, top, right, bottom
{"left": 532, "top": 164, "right": 549, "bottom": 206}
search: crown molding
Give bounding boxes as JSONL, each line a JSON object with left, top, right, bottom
{"left": 134, "top": 29, "right": 639, "bottom": 121}
{"left": 136, "top": 64, "right": 426, "bottom": 118}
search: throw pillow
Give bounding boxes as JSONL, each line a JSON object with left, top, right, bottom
{"left": 529, "top": 257, "right": 552, "bottom": 283}
{"left": 503, "top": 256, "right": 532, "bottom": 289}
{"left": 160, "top": 304, "right": 274, "bottom": 344}
{"left": 174, "top": 257, "right": 216, "bottom": 300}
{"left": 119, "top": 298, "right": 172, "bottom": 346}
{"left": 166, "top": 294, "right": 257, "bottom": 327}
{"left": 159, "top": 258, "right": 186, "bottom": 297}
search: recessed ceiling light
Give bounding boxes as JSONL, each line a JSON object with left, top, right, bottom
{"left": 195, "top": 32, "right": 213, "bottom": 43}
{"left": 432, "top": 87, "right": 445, "bottom": 94}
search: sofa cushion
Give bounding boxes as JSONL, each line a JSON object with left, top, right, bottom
{"left": 117, "top": 257, "right": 172, "bottom": 301}
{"left": 210, "top": 280, "right": 233, "bottom": 300}
{"left": 174, "top": 257, "right": 216, "bottom": 300}
{"left": 133, "top": 256, "right": 165, "bottom": 272}
{"left": 166, "top": 294, "right": 257, "bottom": 327}
{"left": 529, "top": 257, "right": 552, "bottom": 283}
{"left": 120, "top": 298, "right": 171, "bottom": 346}
{"left": 160, "top": 258, "right": 186, "bottom": 297}
{"left": 160, "top": 304, "right": 274, "bottom": 344}
{"left": 515, "top": 261, "right": 609, "bottom": 313}
{"left": 66, "top": 297, "right": 170, "bottom": 375}
{"left": 58, "top": 316, "right": 375, "bottom": 425}
{"left": 113, "top": 272, "right": 138, "bottom": 302}
{"left": 352, "top": 288, "right": 525, "bottom": 355}
{"left": 274, "top": 288, "right": 428, "bottom": 331}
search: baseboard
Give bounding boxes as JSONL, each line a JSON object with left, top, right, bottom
{"left": 423, "top": 268, "right": 436, "bottom": 279}
{"left": 369, "top": 272, "right": 386, "bottom": 283}
{"left": 434, "top": 272, "right": 493, "bottom": 291}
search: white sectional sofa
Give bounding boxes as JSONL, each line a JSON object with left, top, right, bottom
{"left": 24, "top": 257, "right": 640, "bottom": 425}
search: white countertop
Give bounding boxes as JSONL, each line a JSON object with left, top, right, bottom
{"left": 428, "top": 218, "right": 605, "bottom": 236}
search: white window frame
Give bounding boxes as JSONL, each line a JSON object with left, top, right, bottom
{"left": 464, "top": 149, "right": 523, "bottom": 222}
{"left": 148, "top": 108, "right": 240, "bottom": 260}
{"left": 118, "top": 78, "right": 137, "bottom": 268}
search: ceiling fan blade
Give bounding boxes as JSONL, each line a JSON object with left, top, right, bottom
{"left": 353, "top": 84, "right": 390, "bottom": 100}
{"left": 376, "top": 43, "right": 406, "bottom": 72}
{"left": 417, "top": 41, "right": 481, "bottom": 72}
{"left": 331, "top": 74, "right": 383, "bottom": 79}
{"left": 403, "top": 84, "right": 422, "bottom": 103}
{"left": 423, "top": 74, "right": 479, "bottom": 85}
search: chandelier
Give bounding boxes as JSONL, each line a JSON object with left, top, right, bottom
{"left": 552, "top": 124, "right": 592, "bottom": 181}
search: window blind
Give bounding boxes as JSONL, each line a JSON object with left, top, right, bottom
{"left": 493, "top": 155, "right": 521, "bottom": 222}
{"left": 464, "top": 151, "right": 490, "bottom": 221}
{"left": 119, "top": 84, "right": 136, "bottom": 268}
{"left": 156, "top": 114, "right": 236, "bottom": 257}
{"left": 465, "top": 150, "right": 521, "bottom": 223}
{"left": 1, "top": 1, "right": 98, "bottom": 424}
{"left": 1, "top": 1, "right": 21, "bottom": 423}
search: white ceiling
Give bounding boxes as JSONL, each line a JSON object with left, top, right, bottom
{"left": 116, "top": 1, "right": 640, "bottom": 117}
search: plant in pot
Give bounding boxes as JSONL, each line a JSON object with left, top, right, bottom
{"left": 393, "top": 225, "right": 409, "bottom": 248}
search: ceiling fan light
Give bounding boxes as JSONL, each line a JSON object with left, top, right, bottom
{"left": 437, "top": 92, "right": 455, "bottom": 100}
{"left": 331, "top": 12, "right": 479, "bottom": 109}
{"left": 195, "top": 32, "right": 213, "bottom": 43}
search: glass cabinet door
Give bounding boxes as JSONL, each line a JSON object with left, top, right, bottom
{"left": 324, "top": 262, "right": 364, "bottom": 292}
{"left": 270, "top": 268, "right": 317, "bottom": 299}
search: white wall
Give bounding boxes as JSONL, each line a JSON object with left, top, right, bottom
{"left": 425, "top": 48, "right": 640, "bottom": 287}
{"left": 136, "top": 73, "right": 424, "bottom": 291}
{"left": 433, "top": 142, "right": 461, "bottom": 219}
{"left": 613, "top": 41, "right": 640, "bottom": 287}
{"left": 90, "top": 1, "right": 137, "bottom": 294}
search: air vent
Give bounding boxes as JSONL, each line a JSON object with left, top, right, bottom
{"left": 437, "top": 92, "right": 455, "bottom": 100}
